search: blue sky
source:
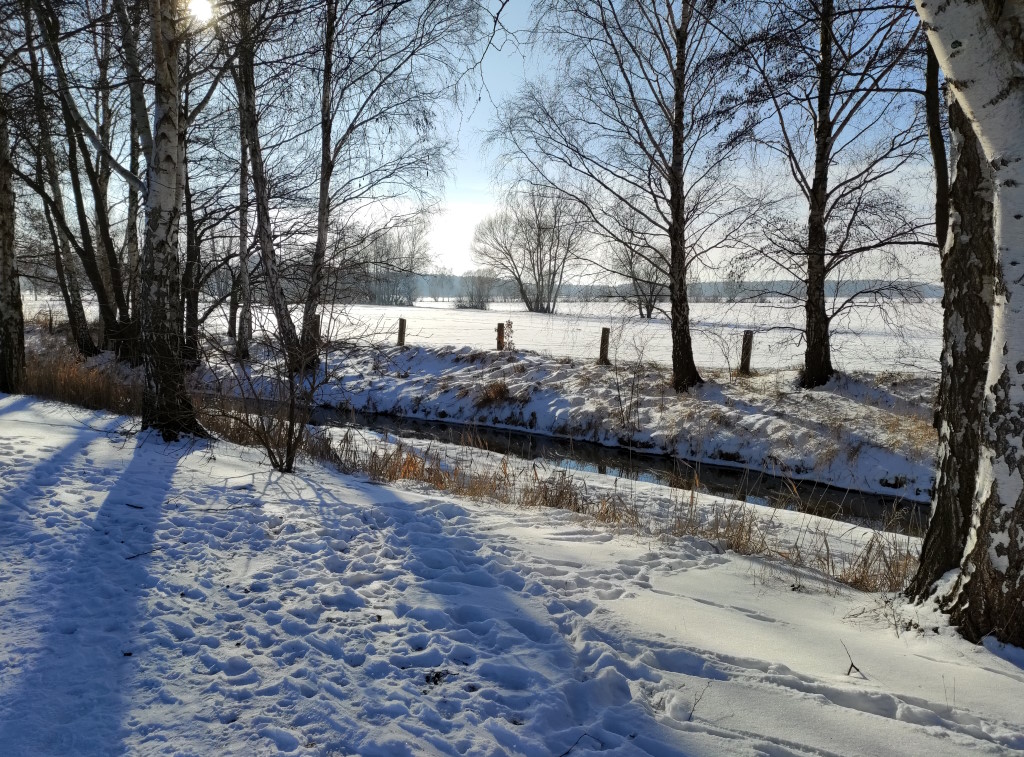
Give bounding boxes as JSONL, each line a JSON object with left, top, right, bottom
{"left": 425, "top": 0, "right": 538, "bottom": 273}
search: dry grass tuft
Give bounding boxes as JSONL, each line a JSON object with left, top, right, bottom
{"left": 665, "top": 488, "right": 918, "bottom": 593}
{"left": 667, "top": 493, "right": 772, "bottom": 556}
{"left": 834, "top": 531, "right": 918, "bottom": 592}
{"left": 519, "top": 469, "right": 587, "bottom": 513}
{"left": 24, "top": 347, "right": 143, "bottom": 415}
{"left": 880, "top": 411, "right": 936, "bottom": 460}
{"left": 475, "top": 379, "right": 511, "bottom": 407}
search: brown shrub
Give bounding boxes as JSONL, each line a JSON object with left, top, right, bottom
{"left": 24, "top": 347, "right": 143, "bottom": 415}
{"left": 475, "top": 379, "right": 511, "bottom": 407}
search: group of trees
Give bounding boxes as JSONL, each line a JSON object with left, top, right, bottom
{"left": 0, "top": 0, "right": 1021, "bottom": 645}
{"left": 0, "top": 0, "right": 498, "bottom": 433}
{"left": 477, "top": 0, "right": 933, "bottom": 391}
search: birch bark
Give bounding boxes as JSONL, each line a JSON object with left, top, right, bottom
{"left": 914, "top": 0, "right": 1024, "bottom": 644}
{"left": 139, "top": 0, "right": 203, "bottom": 439}
{"left": 907, "top": 99, "right": 995, "bottom": 600}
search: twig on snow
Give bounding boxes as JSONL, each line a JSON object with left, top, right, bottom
{"left": 841, "top": 639, "right": 865, "bottom": 678}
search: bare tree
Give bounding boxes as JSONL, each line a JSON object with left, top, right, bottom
{"left": 298, "top": 0, "right": 478, "bottom": 368}
{"left": 454, "top": 268, "right": 497, "bottom": 310}
{"left": 603, "top": 206, "right": 669, "bottom": 319}
{"left": 493, "top": 0, "right": 755, "bottom": 390}
{"left": 614, "top": 243, "right": 668, "bottom": 319}
{"left": 472, "top": 187, "right": 587, "bottom": 314}
{"left": 18, "top": 2, "right": 96, "bottom": 356}
{"left": 228, "top": 0, "right": 304, "bottom": 372}
{"left": 25, "top": 0, "right": 135, "bottom": 356}
{"left": 734, "top": 0, "right": 926, "bottom": 387}
{"left": 364, "top": 223, "right": 431, "bottom": 307}
{"left": 131, "top": 0, "right": 210, "bottom": 437}
{"left": 427, "top": 266, "right": 454, "bottom": 302}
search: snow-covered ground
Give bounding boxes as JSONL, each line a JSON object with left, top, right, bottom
{"left": 205, "top": 344, "right": 938, "bottom": 503}
{"left": 2, "top": 396, "right": 1022, "bottom": 755}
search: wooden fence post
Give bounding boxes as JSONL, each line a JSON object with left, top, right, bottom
{"left": 496, "top": 322, "right": 505, "bottom": 351}
{"left": 739, "top": 329, "right": 754, "bottom": 375}
{"left": 397, "top": 318, "right": 406, "bottom": 347}
{"left": 598, "top": 327, "right": 611, "bottom": 365}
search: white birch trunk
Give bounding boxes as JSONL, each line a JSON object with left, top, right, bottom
{"left": 915, "top": 0, "right": 1024, "bottom": 644}
{"left": 139, "top": 0, "right": 202, "bottom": 439}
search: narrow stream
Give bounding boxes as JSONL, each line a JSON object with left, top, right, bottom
{"left": 312, "top": 408, "right": 929, "bottom": 534}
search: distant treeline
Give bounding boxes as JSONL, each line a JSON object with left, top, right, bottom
{"left": 404, "top": 274, "right": 943, "bottom": 304}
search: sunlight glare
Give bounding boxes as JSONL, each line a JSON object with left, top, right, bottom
{"left": 189, "top": 0, "right": 213, "bottom": 22}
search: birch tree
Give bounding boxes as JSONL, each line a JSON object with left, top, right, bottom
{"left": 297, "top": 0, "right": 481, "bottom": 369}
{"left": 128, "top": 0, "right": 207, "bottom": 437}
{"left": 908, "top": 0, "right": 1024, "bottom": 646}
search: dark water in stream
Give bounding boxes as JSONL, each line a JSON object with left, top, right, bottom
{"left": 311, "top": 408, "right": 928, "bottom": 534}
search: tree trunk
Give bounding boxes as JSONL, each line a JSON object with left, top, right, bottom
{"left": 236, "top": 107, "right": 251, "bottom": 361}
{"left": 0, "top": 81, "right": 24, "bottom": 394}
{"left": 227, "top": 279, "right": 238, "bottom": 340}
{"left": 39, "top": 174, "right": 96, "bottom": 357}
{"left": 925, "top": 42, "right": 949, "bottom": 252}
{"left": 64, "top": 112, "right": 120, "bottom": 344}
{"left": 83, "top": 4, "right": 134, "bottom": 356}
{"left": 24, "top": 6, "right": 96, "bottom": 356}
{"left": 72, "top": 124, "right": 134, "bottom": 357}
{"left": 139, "top": 0, "right": 203, "bottom": 440}
{"left": 801, "top": 0, "right": 835, "bottom": 389}
{"left": 669, "top": 9, "right": 702, "bottom": 392}
{"left": 182, "top": 151, "right": 200, "bottom": 367}
{"left": 299, "top": 0, "right": 338, "bottom": 372}
{"left": 907, "top": 100, "right": 995, "bottom": 600}
{"left": 126, "top": 111, "right": 142, "bottom": 324}
{"left": 236, "top": 18, "right": 301, "bottom": 372}
{"left": 915, "top": 0, "right": 1024, "bottom": 646}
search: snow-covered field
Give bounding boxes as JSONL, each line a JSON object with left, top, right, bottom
{"left": 2, "top": 396, "right": 1022, "bottom": 755}
{"left": 23, "top": 296, "right": 943, "bottom": 374}
{"left": 324, "top": 299, "right": 943, "bottom": 375}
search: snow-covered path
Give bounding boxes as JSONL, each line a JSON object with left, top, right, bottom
{"left": 1, "top": 396, "right": 1022, "bottom": 755}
